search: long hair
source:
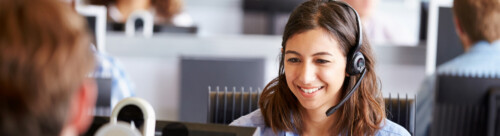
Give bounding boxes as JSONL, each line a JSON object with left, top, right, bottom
{"left": 259, "top": 1, "right": 385, "bottom": 135}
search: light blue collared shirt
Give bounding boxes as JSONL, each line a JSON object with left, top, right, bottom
{"left": 230, "top": 109, "right": 411, "bottom": 136}
{"left": 437, "top": 40, "right": 500, "bottom": 78}
{"left": 415, "top": 40, "right": 500, "bottom": 136}
{"left": 91, "top": 47, "right": 135, "bottom": 108}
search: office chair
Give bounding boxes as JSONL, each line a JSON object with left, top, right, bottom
{"left": 207, "top": 86, "right": 260, "bottom": 124}
{"left": 206, "top": 86, "right": 418, "bottom": 133}
{"left": 94, "top": 77, "right": 112, "bottom": 116}
{"left": 432, "top": 75, "right": 500, "bottom": 136}
{"left": 385, "top": 93, "right": 416, "bottom": 135}
{"left": 180, "top": 57, "right": 265, "bottom": 123}
{"left": 488, "top": 87, "right": 500, "bottom": 136}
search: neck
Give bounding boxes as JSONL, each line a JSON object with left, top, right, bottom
{"left": 300, "top": 107, "right": 338, "bottom": 136}
{"left": 115, "top": 0, "right": 151, "bottom": 21}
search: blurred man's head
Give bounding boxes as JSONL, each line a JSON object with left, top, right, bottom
{"left": 0, "top": 0, "right": 97, "bottom": 135}
{"left": 453, "top": 0, "right": 500, "bottom": 49}
{"left": 342, "top": 0, "right": 379, "bottom": 20}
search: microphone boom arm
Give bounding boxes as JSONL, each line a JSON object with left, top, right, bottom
{"left": 325, "top": 68, "right": 367, "bottom": 116}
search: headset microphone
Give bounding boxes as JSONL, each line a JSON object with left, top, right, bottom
{"left": 325, "top": 0, "right": 366, "bottom": 117}
{"left": 325, "top": 69, "right": 366, "bottom": 116}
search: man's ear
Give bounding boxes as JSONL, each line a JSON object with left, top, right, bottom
{"left": 454, "top": 16, "right": 463, "bottom": 36}
{"left": 454, "top": 16, "right": 471, "bottom": 50}
{"left": 68, "top": 78, "right": 98, "bottom": 134}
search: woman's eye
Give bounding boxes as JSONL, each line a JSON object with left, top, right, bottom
{"left": 316, "top": 59, "right": 330, "bottom": 64}
{"left": 287, "top": 58, "right": 300, "bottom": 63}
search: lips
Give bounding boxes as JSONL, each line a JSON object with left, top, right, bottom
{"left": 299, "top": 86, "right": 324, "bottom": 94}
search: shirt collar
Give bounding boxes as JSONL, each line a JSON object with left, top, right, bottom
{"left": 468, "top": 39, "right": 500, "bottom": 53}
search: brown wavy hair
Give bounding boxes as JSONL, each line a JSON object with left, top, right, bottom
{"left": 259, "top": 1, "right": 385, "bottom": 135}
{"left": 0, "top": 0, "right": 94, "bottom": 135}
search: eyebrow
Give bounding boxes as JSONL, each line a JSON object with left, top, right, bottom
{"left": 284, "top": 50, "right": 333, "bottom": 56}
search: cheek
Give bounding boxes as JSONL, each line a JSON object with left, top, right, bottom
{"left": 284, "top": 65, "right": 294, "bottom": 86}
{"left": 320, "top": 66, "right": 346, "bottom": 87}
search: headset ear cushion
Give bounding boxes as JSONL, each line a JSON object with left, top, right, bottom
{"left": 348, "top": 52, "right": 366, "bottom": 75}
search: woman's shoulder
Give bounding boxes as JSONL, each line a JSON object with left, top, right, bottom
{"left": 376, "top": 119, "right": 412, "bottom": 136}
{"left": 229, "top": 109, "right": 266, "bottom": 128}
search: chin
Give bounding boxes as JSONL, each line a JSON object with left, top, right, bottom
{"left": 299, "top": 101, "right": 322, "bottom": 110}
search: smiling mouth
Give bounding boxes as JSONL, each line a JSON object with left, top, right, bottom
{"left": 299, "top": 86, "right": 324, "bottom": 94}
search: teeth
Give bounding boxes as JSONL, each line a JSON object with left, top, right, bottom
{"left": 300, "top": 87, "right": 322, "bottom": 94}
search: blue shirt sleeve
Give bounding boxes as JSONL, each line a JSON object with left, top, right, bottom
{"left": 92, "top": 50, "right": 135, "bottom": 108}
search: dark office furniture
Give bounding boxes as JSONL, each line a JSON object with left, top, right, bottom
{"left": 95, "top": 78, "right": 113, "bottom": 116}
{"left": 84, "top": 116, "right": 259, "bottom": 136}
{"left": 109, "top": 22, "right": 198, "bottom": 34}
{"left": 207, "top": 86, "right": 260, "bottom": 124}
{"left": 436, "top": 7, "right": 463, "bottom": 67}
{"left": 488, "top": 87, "right": 500, "bottom": 136}
{"left": 431, "top": 75, "right": 500, "bottom": 136}
{"left": 179, "top": 57, "right": 265, "bottom": 123}
{"left": 242, "top": 0, "right": 307, "bottom": 35}
{"left": 206, "top": 87, "right": 416, "bottom": 135}
{"left": 385, "top": 94, "right": 416, "bottom": 135}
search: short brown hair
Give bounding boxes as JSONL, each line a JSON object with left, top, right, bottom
{"left": 453, "top": 0, "right": 500, "bottom": 43}
{"left": 259, "top": 1, "right": 385, "bottom": 135}
{"left": 0, "top": 0, "right": 95, "bottom": 135}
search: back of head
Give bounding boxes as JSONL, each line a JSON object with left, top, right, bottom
{"left": 0, "top": 0, "right": 94, "bottom": 135}
{"left": 453, "top": 0, "right": 500, "bottom": 43}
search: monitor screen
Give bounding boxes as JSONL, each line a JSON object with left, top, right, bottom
{"left": 435, "top": 7, "right": 463, "bottom": 67}
{"left": 242, "top": 0, "right": 422, "bottom": 46}
{"left": 76, "top": 5, "right": 107, "bottom": 52}
{"left": 85, "top": 16, "right": 97, "bottom": 48}
{"left": 425, "top": 1, "right": 463, "bottom": 75}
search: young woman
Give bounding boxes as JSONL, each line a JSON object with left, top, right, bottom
{"left": 230, "top": 1, "right": 410, "bottom": 136}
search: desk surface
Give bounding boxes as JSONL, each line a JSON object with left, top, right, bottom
{"left": 84, "top": 116, "right": 258, "bottom": 136}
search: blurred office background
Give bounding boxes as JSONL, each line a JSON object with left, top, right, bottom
{"left": 80, "top": 0, "right": 428, "bottom": 122}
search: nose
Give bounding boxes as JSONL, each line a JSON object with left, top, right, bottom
{"left": 298, "top": 62, "right": 316, "bottom": 84}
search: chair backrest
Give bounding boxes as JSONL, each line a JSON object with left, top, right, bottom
{"left": 207, "top": 87, "right": 418, "bottom": 131}
{"left": 432, "top": 75, "right": 500, "bottom": 136}
{"left": 488, "top": 87, "right": 500, "bottom": 136}
{"left": 207, "top": 86, "right": 260, "bottom": 124}
{"left": 95, "top": 77, "right": 112, "bottom": 116}
{"left": 179, "top": 57, "right": 265, "bottom": 123}
{"left": 385, "top": 94, "right": 416, "bottom": 135}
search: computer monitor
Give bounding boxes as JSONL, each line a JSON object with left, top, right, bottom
{"left": 425, "top": 0, "right": 462, "bottom": 75}
{"left": 76, "top": 5, "right": 107, "bottom": 52}
{"left": 243, "top": 0, "right": 306, "bottom": 13}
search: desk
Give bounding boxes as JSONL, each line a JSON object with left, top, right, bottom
{"left": 84, "top": 116, "right": 258, "bottom": 136}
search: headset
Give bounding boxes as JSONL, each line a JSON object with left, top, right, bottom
{"left": 325, "top": 0, "right": 367, "bottom": 117}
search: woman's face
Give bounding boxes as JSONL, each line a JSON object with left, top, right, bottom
{"left": 284, "top": 28, "right": 347, "bottom": 111}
